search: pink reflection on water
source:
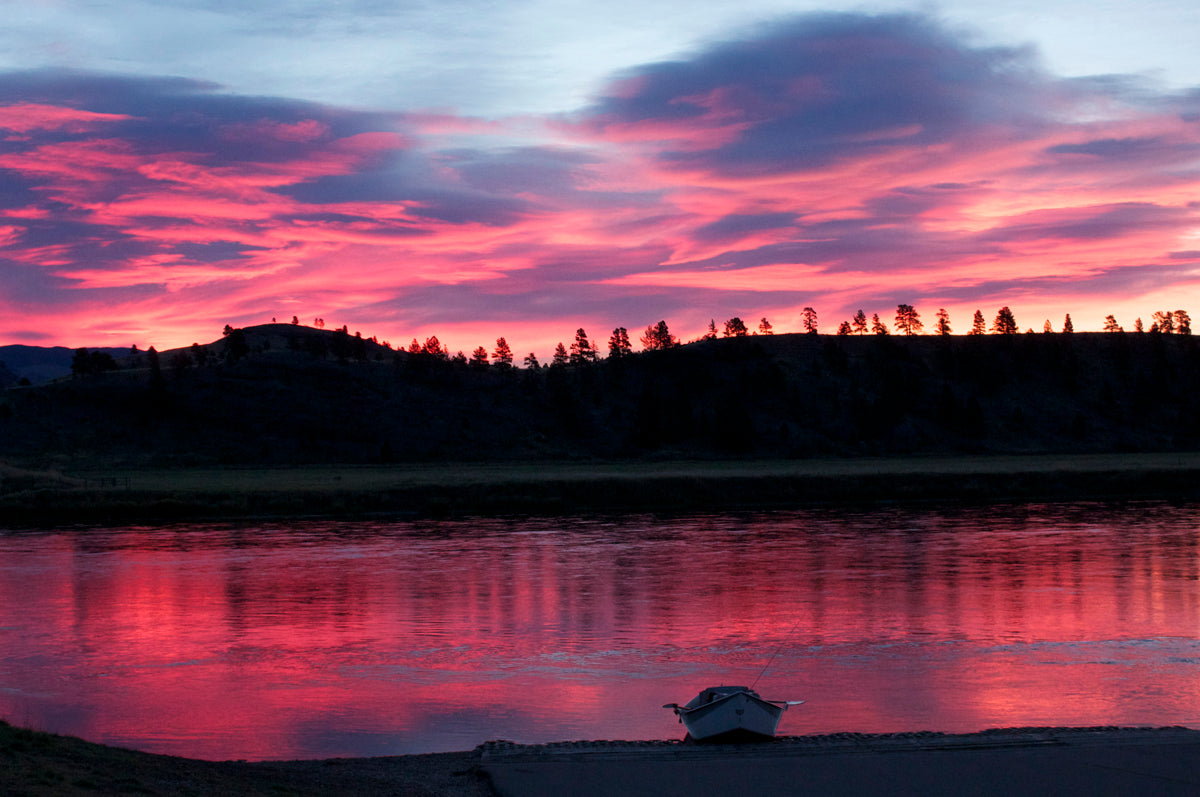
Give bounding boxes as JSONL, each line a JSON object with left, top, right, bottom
{"left": 1, "top": 504, "right": 1198, "bottom": 760}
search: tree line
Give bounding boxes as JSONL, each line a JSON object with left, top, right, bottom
{"left": 69, "top": 305, "right": 1194, "bottom": 380}
{"left": 400, "top": 305, "right": 1194, "bottom": 370}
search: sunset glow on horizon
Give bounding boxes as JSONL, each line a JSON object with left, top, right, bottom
{"left": 2, "top": 11, "right": 1199, "bottom": 358}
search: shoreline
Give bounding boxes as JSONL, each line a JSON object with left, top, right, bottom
{"left": 4, "top": 722, "right": 1199, "bottom": 796}
{"left": 4, "top": 451, "right": 1200, "bottom": 524}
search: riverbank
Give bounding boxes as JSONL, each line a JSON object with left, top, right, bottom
{"left": 0, "top": 719, "right": 492, "bottom": 796}
{"left": 3, "top": 452, "right": 1200, "bottom": 524}
{"left": 5, "top": 721, "right": 1199, "bottom": 796}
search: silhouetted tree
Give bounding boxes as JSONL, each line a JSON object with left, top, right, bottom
{"left": 524, "top": 352, "right": 540, "bottom": 369}
{"left": 1062, "top": 314, "right": 1074, "bottom": 333}
{"left": 802, "top": 307, "right": 818, "bottom": 334}
{"left": 552, "top": 342, "right": 569, "bottom": 366}
{"left": 992, "top": 307, "right": 1017, "bottom": 335}
{"left": 147, "top": 346, "right": 165, "bottom": 392}
{"left": 758, "top": 317, "right": 773, "bottom": 335}
{"left": 1175, "top": 310, "right": 1191, "bottom": 335}
{"left": 935, "top": 308, "right": 951, "bottom": 336}
{"left": 1135, "top": 317, "right": 1144, "bottom": 333}
{"left": 970, "top": 310, "right": 986, "bottom": 335}
{"left": 724, "top": 317, "right": 749, "bottom": 337}
{"left": 640, "top": 320, "right": 677, "bottom": 351}
{"left": 570, "top": 328, "right": 598, "bottom": 363}
{"left": 837, "top": 321, "right": 852, "bottom": 335}
{"left": 408, "top": 338, "right": 421, "bottom": 353}
{"left": 72, "top": 348, "right": 116, "bottom": 377}
{"left": 1152, "top": 311, "right": 1174, "bottom": 334}
{"left": 291, "top": 316, "right": 299, "bottom": 325}
{"left": 894, "top": 304, "right": 923, "bottom": 335}
{"left": 223, "top": 324, "right": 234, "bottom": 336}
{"left": 422, "top": 336, "right": 447, "bottom": 358}
{"left": 852, "top": 309, "right": 868, "bottom": 335}
{"left": 608, "top": 327, "right": 632, "bottom": 358}
{"left": 1043, "top": 319, "right": 1053, "bottom": 334}
{"left": 1103, "top": 315, "right": 1123, "bottom": 332}
{"left": 493, "top": 337, "right": 514, "bottom": 368}
{"left": 470, "top": 346, "right": 489, "bottom": 367}
{"left": 871, "top": 313, "right": 889, "bottom": 335}
{"left": 314, "top": 318, "right": 325, "bottom": 329}
{"left": 702, "top": 319, "right": 718, "bottom": 341}
{"left": 224, "top": 328, "right": 249, "bottom": 362}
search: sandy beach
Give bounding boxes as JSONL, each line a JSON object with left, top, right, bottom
{"left": 6, "top": 723, "right": 1200, "bottom": 796}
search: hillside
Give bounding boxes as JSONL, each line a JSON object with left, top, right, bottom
{"left": 0, "top": 344, "right": 132, "bottom": 385}
{"left": 2, "top": 325, "right": 1199, "bottom": 469}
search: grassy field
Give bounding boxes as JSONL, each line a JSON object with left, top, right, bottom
{"left": 3, "top": 452, "right": 1200, "bottom": 524}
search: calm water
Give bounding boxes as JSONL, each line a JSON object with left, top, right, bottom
{"left": 1, "top": 503, "right": 1198, "bottom": 760}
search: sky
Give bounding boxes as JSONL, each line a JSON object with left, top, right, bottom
{"left": 1, "top": 1, "right": 1199, "bottom": 356}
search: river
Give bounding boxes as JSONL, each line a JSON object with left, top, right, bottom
{"left": 1, "top": 502, "right": 1198, "bottom": 760}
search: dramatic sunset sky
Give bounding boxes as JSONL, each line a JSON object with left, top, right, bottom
{"left": 2, "top": 2, "right": 1199, "bottom": 356}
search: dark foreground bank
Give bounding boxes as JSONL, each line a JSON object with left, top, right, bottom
{"left": 5, "top": 452, "right": 1200, "bottom": 524}
{"left": 482, "top": 727, "right": 1200, "bottom": 796}
{"left": 0, "top": 719, "right": 492, "bottom": 797}
{"left": 6, "top": 722, "right": 1200, "bottom": 797}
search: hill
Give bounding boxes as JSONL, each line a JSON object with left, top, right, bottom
{"left": 2, "top": 324, "right": 1199, "bottom": 470}
{"left": 0, "top": 344, "right": 133, "bottom": 385}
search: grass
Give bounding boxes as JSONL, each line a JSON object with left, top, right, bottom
{"left": 2, "top": 452, "right": 1199, "bottom": 525}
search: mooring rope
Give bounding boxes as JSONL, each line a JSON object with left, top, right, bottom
{"left": 749, "top": 612, "right": 806, "bottom": 690}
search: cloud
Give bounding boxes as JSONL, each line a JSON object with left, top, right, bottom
{"left": 2, "top": 13, "right": 1200, "bottom": 353}
{"left": 571, "top": 14, "right": 1049, "bottom": 177}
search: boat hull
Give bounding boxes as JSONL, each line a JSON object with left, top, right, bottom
{"left": 675, "top": 688, "right": 784, "bottom": 742}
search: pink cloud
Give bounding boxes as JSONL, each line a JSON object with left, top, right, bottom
{"left": 0, "top": 102, "right": 135, "bottom": 133}
{"left": 2, "top": 15, "right": 1200, "bottom": 356}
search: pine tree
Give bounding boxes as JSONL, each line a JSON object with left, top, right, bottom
{"left": 802, "top": 307, "right": 819, "bottom": 334}
{"left": 935, "top": 308, "right": 951, "bottom": 336}
{"left": 493, "top": 337, "right": 513, "bottom": 367}
{"left": 852, "top": 309, "right": 868, "bottom": 335}
{"left": 992, "top": 307, "right": 1017, "bottom": 335}
{"left": 569, "top": 329, "right": 597, "bottom": 363}
{"left": 894, "top": 304, "right": 923, "bottom": 335}
{"left": 608, "top": 327, "right": 632, "bottom": 358}
{"left": 723, "top": 317, "right": 749, "bottom": 337}
{"left": 871, "top": 314, "right": 889, "bottom": 335}
{"left": 1062, "top": 314, "right": 1074, "bottom": 333}
{"left": 640, "top": 320, "right": 677, "bottom": 350}
{"left": 758, "top": 317, "right": 773, "bottom": 335}
{"left": 1103, "top": 315, "right": 1122, "bottom": 332}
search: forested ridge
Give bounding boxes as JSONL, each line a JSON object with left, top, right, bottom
{"left": 3, "top": 323, "right": 1200, "bottom": 469}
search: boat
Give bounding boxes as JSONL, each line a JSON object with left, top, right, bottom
{"left": 663, "top": 685, "right": 803, "bottom": 742}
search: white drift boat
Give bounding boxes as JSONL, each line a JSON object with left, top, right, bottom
{"left": 664, "top": 685, "right": 803, "bottom": 742}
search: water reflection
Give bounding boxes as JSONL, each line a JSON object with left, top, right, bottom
{"left": 1, "top": 503, "right": 1198, "bottom": 760}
